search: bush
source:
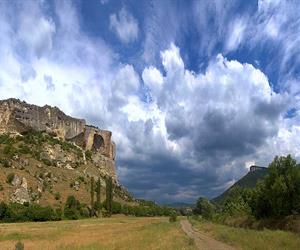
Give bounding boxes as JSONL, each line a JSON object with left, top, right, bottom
{"left": 169, "top": 213, "right": 177, "bottom": 222}
{"left": 85, "top": 150, "right": 92, "bottom": 160}
{"left": 6, "top": 173, "right": 15, "bottom": 184}
{"left": 15, "top": 241, "right": 24, "bottom": 250}
{"left": 64, "top": 195, "right": 84, "bottom": 220}
{"left": 26, "top": 205, "right": 58, "bottom": 221}
{"left": 54, "top": 192, "right": 61, "bottom": 200}
{"left": 0, "top": 134, "right": 14, "bottom": 145}
{"left": 3, "top": 144, "right": 16, "bottom": 157}
{"left": 0, "top": 159, "right": 10, "bottom": 168}
{"left": 0, "top": 202, "right": 10, "bottom": 220}
{"left": 42, "top": 158, "right": 52, "bottom": 166}
{"left": 193, "top": 197, "right": 215, "bottom": 219}
{"left": 18, "top": 144, "right": 31, "bottom": 155}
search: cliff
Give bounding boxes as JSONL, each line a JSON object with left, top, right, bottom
{"left": 0, "top": 98, "right": 132, "bottom": 205}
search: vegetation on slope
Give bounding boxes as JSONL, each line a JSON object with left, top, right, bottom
{"left": 212, "top": 167, "right": 268, "bottom": 203}
{"left": 193, "top": 155, "right": 300, "bottom": 233}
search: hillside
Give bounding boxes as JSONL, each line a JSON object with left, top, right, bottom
{"left": 0, "top": 98, "right": 133, "bottom": 208}
{"left": 212, "top": 166, "right": 268, "bottom": 203}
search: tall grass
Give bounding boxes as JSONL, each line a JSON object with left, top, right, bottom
{"left": 0, "top": 216, "right": 196, "bottom": 250}
{"left": 191, "top": 219, "right": 300, "bottom": 250}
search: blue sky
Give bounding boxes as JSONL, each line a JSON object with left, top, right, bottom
{"left": 0, "top": 0, "right": 300, "bottom": 203}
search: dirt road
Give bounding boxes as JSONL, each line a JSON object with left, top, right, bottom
{"left": 180, "top": 220, "right": 236, "bottom": 250}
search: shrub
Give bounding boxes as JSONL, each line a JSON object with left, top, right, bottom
{"left": 15, "top": 241, "right": 24, "bottom": 250}
{"left": 6, "top": 173, "right": 15, "bottom": 184}
{"left": 85, "top": 150, "right": 92, "bottom": 160}
{"left": 0, "top": 202, "right": 10, "bottom": 220}
{"left": 169, "top": 213, "right": 177, "bottom": 222}
{"left": 18, "top": 144, "right": 31, "bottom": 155}
{"left": 64, "top": 195, "right": 81, "bottom": 220}
{"left": 0, "top": 134, "right": 14, "bottom": 145}
{"left": 26, "top": 205, "right": 57, "bottom": 221}
{"left": 193, "top": 197, "right": 215, "bottom": 219}
{"left": 54, "top": 192, "right": 61, "bottom": 200}
{"left": 3, "top": 145, "right": 16, "bottom": 157}
{"left": 42, "top": 158, "right": 52, "bottom": 166}
{"left": 0, "top": 159, "right": 10, "bottom": 168}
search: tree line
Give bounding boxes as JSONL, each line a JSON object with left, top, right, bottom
{"left": 0, "top": 175, "right": 175, "bottom": 222}
{"left": 193, "top": 155, "right": 300, "bottom": 223}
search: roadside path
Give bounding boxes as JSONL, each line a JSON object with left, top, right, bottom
{"left": 180, "top": 220, "right": 236, "bottom": 250}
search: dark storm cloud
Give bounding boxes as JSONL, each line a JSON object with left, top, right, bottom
{"left": 0, "top": 0, "right": 299, "bottom": 204}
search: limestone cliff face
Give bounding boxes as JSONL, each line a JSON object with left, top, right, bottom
{"left": 0, "top": 98, "right": 117, "bottom": 182}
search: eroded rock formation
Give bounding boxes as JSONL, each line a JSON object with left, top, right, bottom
{"left": 0, "top": 98, "right": 117, "bottom": 182}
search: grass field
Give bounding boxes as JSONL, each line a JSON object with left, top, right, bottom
{"left": 190, "top": 218, "right": 300, "bottom": 250}
{"left": 0, "top": 216, "right": 196, "bottom": 250}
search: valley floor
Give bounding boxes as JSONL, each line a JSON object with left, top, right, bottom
{"left": 190, "top": 218, "right": 300, "bottom": 250}
{"left": 0, "top": 216, "right": 195, "bottom": 250}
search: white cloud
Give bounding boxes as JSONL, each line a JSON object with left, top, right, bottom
{"left": 226, "top": 18, "right": 246, "bottom": 51}
{"left": 0, "top": 1, "right": 299, "bottom": 202}
{"left": 109, "top": 7, "right": 139, "bottom": 44}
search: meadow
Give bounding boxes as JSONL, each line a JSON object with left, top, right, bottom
{"left": 0, "top": 216, "right": 195, "bottom": 250}
{"left": 190, "top": 218, "right": 300, "bottom": 250}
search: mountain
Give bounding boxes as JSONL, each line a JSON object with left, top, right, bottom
{"left": 163, "top": 202, "right": 194, "bottom": 208}
{"left": 212, "top": 165, "right": 268, "bottom": 203}
{"left": 0, "top": 98, "right": 133, "bottom": 206}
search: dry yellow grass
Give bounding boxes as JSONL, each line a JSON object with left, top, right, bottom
{"left": 0, "top": 216, "right": 196, "bottom": 250}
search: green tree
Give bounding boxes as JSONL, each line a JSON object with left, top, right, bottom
{"left": 64, "top": 195, "right": 80, "bottom": 220}
{"left": 96, "top": 177, "right": 101, "bottom": 217}
{"left": 105, "top": 177, "right": 113, "bottom": 217}
{"left": 252, "top": 155, "right": 300, "bottom": 218}
{"left": 193, "top": 197, "right": 215, "bottom": 219}
{"left": 90, "top": 177, "right": 95, "bottom": 217}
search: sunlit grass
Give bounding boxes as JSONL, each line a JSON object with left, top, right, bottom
{"left": 191, "top": 218, "right": 300, "bottom": 250}
{"left": 0, "top": 216, "right": 196, "bottom": 250}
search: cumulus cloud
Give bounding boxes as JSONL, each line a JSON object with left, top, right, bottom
{"left": 0, "top": 0, "right": 299, "bottom": 203}
{"left": 109, "top": 7, "right": 139, "bottom": 44}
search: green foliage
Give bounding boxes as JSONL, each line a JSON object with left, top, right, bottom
{"left": 3, "top": 144, "right": 16, "bottom": 158}
{"left": 25, "top": 204, "right": 59, "bottom": 221}
{"left": 0, "top": 133, "right": 15, "bottom": 145}
{"left": 0, "top": 158, "right": 10, "bottom": 168}
{"left": 105, "top": 177, "right": 113, "bottom": 217}
{"left": 85, "top": 150, "right": 92, "bottom": 160}
{"left": 193, "top": 197, "right": 215, "bottom": 219}
{"left": 64, "top": 195, "right": 89, "bottom": 220}
{"left": 169, "top": 213, "right": 177, "bottom": 222}
{"left": 17, "top": 144, "right": 31, "bottom": 155}
{"left": 6, "top": 172, "right": 15, "bottom": 184}
{"left": 213, "top": 167, "right": 268, "bottom": 203}
{"left": 221, "top": 187, "right": 253, "bottom": 216}
{"left": 41, "top": 158, "right": 53, "bottom": 166}
{"left": 96, "top": 177, "right": 101, "bottom": 216}
{"left": 90, "top": 177, "right": 95, "bottom": 216}
{"left": 54, "top": 192, "right": 61, "bottom": 200}
{"left": 15, "top": 241, "right": 24, "bottom": 250}
{"left": 0, "top": 202, "right": 60, "bottom": 222}
{"left": 0, "top": 182, "right": 3, "bottom": 191}
{"left": 251, "top": 155, "right": 300, "bottom": 218}
{"left": 208, "top": 155, "right": 300, "bottom": 223}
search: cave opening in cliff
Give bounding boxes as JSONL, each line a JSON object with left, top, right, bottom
{"left": 92, "top": 134, "right": 104, "bottom": 151}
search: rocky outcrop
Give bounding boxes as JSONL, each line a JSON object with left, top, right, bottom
{"left": 10, "top": 176, "right": 30, "bottom": 204}
{"left": 0, "top": 98, "right": 118, "bottom": 182}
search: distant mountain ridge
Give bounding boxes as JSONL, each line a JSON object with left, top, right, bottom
{"left": 212, "top": 165, "right": 268, "bottom": 203}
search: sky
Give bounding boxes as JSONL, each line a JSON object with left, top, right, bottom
{"left": 0, "top": 0, "right": 300, "bottom": 203}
